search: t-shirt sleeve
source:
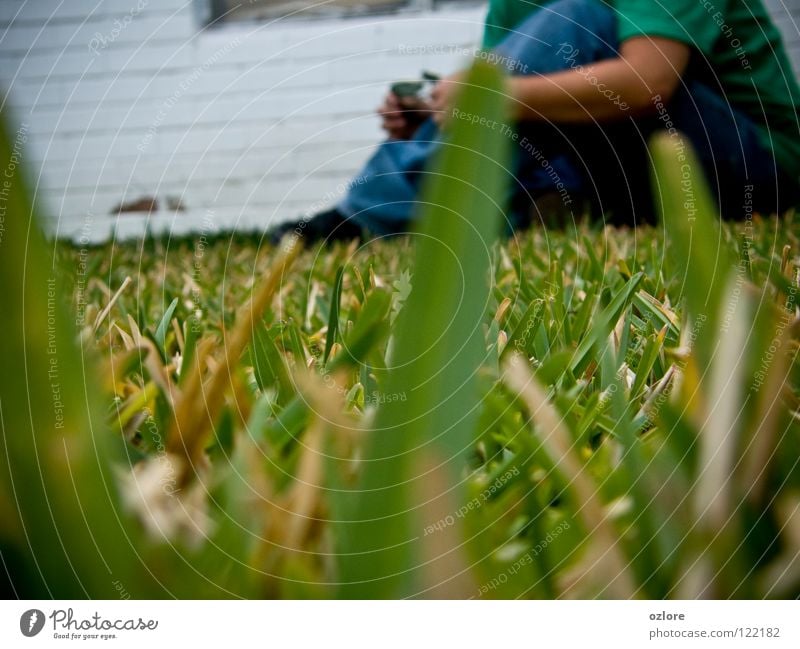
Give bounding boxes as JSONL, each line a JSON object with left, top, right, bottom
{"left": 614, "top": 0, "right": 720, "bottom": 54}
{"left": 482, "top": 0, "right": 508, "bottom": 49}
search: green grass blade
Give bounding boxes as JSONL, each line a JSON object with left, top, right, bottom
{"left": 154, "top": 296, "right": 179, "bottom": 357}
{"left": 323, "top": 265, "right": 345, "bottom": 365}
{"left": 569, "top": 272, "right": 643, "bottom": 376}
{"left": 0, "top": 111, "right": 155, "bottom": 597}
{"left": 337, "top": 61, "right": 510, "bottom": 598}
{"left": 649, "top": 132, "right": 732, "bottom": 369}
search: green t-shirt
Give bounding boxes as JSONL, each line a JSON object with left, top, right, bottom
{"left": 482, "top": 0, "right": 800, "bottom": 178}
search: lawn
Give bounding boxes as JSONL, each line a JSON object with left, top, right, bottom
{"left": 2, "top": 63, "right": 799, "bottom": 599}
{"left": 41, "top": 208, "right": 796, "bottom": 599}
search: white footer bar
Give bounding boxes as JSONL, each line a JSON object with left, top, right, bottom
{"left": 1, "top": 600, "right": 797, "bottom": 648}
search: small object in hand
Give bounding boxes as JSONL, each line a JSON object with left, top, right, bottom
{"left": 390, "top": 80, "right": 424, "bottom": 99}
{"left": 390, "top": 71, "right": 440, "bottom": 101}
{"left": 381, "top": 72, "right": 440, "bottom": 139}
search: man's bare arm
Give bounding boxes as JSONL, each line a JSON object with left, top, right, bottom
{"left": 507, "top": 37, "right": 691, "bottom": 122}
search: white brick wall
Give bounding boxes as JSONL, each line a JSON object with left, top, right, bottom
{"left": 766, "top": 0, "right": 800, "bottom": 71}
{"left": 1, "top": 0, "right": 798, "bottom": 242}
{"left": 0, "top": 0, "right": 486, "bottom": 241}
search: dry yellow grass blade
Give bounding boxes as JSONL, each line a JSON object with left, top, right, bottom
{"left": 115, "top": 380, "right": 158, "bottom": 429}
{"left": 636, "top": 364, "right": 676, "bottom": 422}
{"left": 126, "top": 313, "right": 144, "bottom": 346}
{"left": 494, "top": 297, "right": 512, "bottom": 325}
{"left": 167, "top": 241, "right": 301, "bottom": 481}
{"left": 414, "top": 450, "right": 478, "bottom": 599}
{"left": 757, "top": 494, "right": 800, "bottom": 596}
{"left": 638, "top": 291, "right": 679, "bottom": 328}
{"left": 251, "top": 367, "right": 356, "bottom": 592}
{"left": 693, "top": 276, "right": 749, "bottom": 533}
{"left": 743, "top": 320, "right": 794, "bottom": 505}
{"left": 678, "top": 279, "right": 751, "bottom": 599}
{"left": 113, "top": 323, "right": 135, "bottom": 350}
{"left": 282, "top": 418, "right": 325, "bottom": 554}
{"left": 502, "top": 354, "right": 637, "bottom": 599}
{"left": 171, "top": 317, "right": 185, "bottom": 354}
{"left": 169, "top": 336, "right": 215, "bottom": 450}
{"left": 92, "top": 275, "right": 132, "bottom": 332}
{"left": 139, "top": 338, "right": 176, "bottom": 408}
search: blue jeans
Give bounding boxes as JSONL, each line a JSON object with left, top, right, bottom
{"left": 338, "top": 0, "right": 794, "bottom": 233}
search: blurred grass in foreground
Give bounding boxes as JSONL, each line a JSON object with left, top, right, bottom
{"left": 2, "top": 69, "right": 800, "bottom": 597}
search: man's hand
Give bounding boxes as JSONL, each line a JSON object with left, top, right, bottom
{"left": 429, "top": 73, "right": 465, "bottom": 126}
{"left": 377, "top": 92, "right": 431, "bottom": 140}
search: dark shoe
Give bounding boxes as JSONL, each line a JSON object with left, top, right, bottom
{"left": 268, "top": 208, "right": 362, "bottom": 246}
{"left": 267, "top": 220, "right": 300, "bottom": 246}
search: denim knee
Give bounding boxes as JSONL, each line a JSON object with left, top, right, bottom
{"left": 493, "top": 0, "right": 618, "bottom": 76}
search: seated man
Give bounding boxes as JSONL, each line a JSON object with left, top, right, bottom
{"left": 271, "top": 0, "right": 800, "bottom": 243}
